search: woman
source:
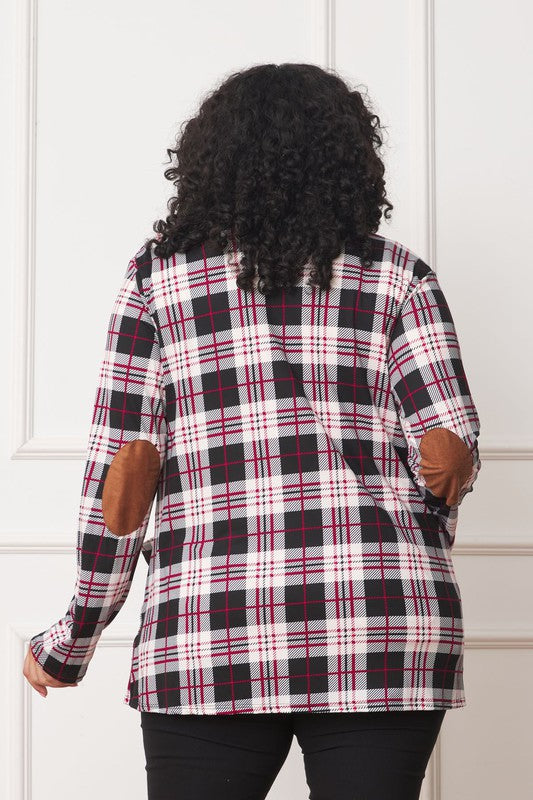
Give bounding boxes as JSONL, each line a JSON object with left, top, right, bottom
{"left": 24, "top": 63, "right": 481, "bottom": 799}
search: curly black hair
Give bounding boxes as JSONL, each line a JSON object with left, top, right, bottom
{"left": 144, "top": 62, "right": 393, "bottom": 296}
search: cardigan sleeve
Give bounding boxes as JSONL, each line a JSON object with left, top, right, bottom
{"left": 386, "top": 267, "right": 481, "bottom": 545}
{"left": 29, "top": 255, "right": 167, "bottom": 684}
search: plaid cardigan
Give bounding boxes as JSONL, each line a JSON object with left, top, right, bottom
{"left": 29, "top": 232, "right": 481, "bottom": 714}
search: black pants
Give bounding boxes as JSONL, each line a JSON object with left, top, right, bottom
{"left": 140, "top": 707, "right": 446, "bottom": 800}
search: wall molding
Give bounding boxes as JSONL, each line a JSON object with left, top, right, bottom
{"left": 318, "top": 0, "right": 334, "bottom": 69}
{"left": 13, "top": 437, "right": 532, "bottom": 461}
{"left": 451, "top": 540, "right": 533, "bottom": 556}
{"left": 10, "top": 0, "right": 37, "bottom": 463}
{"left": 1, "top": 536, "right": 531, "bottom": 556}
{"left": 407, "top": 0, "right": 433, "bottom": 266}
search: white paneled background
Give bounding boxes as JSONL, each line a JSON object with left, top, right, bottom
{"left": 1, "top": 0, "right": 531, "bottom": 797}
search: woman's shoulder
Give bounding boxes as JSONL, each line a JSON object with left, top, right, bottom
{"left": 344, "top": 231, "right": 431, "bottom": 288}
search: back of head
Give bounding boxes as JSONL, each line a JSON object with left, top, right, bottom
{"left": 145, "top": 62, "right": 393, "bottom": 295}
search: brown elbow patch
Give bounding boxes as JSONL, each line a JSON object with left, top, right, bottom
{"left": 102, "top": 439, "right": 161, "bottom": 536}
{"left": 419, "top": 427, "right": 473, "bottom": 506}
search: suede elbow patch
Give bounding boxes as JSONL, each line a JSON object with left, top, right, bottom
{"left": 102, "top": 439, "right": 161, "bottom": 536}
{"left": 419, "top": 427, "right": 473, "bottom": 506}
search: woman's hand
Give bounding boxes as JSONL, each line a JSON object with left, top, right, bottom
{"left": 23, "top": 647, "right": 79, "bottom": 697}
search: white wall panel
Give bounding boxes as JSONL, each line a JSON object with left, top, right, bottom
{"left": 336, "top": 0, "right": 428, "bottom": 255}
{"left": 30, "top": 0, "right": 328, "bottom": 445}
{"left": 441, "top": 647, "right": 533, "bottom": 799}
{"left": 434, "top": 0, "right": 533, "bottom": 454}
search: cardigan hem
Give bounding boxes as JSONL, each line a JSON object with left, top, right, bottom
{"left": 124, "top": 696, "right": 466, "bottom": 715}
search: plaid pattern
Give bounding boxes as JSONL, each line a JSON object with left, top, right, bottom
{"left": 30, "top": 232, "right": 481, "bottom": 714}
